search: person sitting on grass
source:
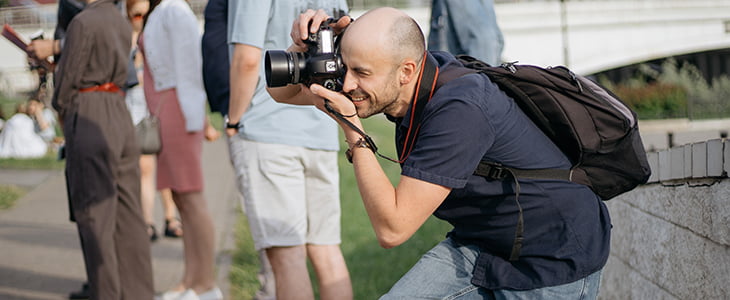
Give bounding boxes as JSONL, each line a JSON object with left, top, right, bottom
{"left": 0, "top": 103, "right": 48, "bottom": 159}
{"left": 26, "top": 98, "right": 58, "bottom": 144}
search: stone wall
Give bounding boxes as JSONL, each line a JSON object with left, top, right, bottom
{"left": 599, "top": 139, "right": 730, "bottom": 299}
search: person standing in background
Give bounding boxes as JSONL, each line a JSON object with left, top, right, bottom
{"left": 51, "top": 0, "right": 154, "bottom": 298}
{"left": 428, "top": 0, "right": 504, "bottom": 66}
{"left": 30, "top": 1, "right": 137, "bottom": 299}
{"left": 125, "top": 0, "right": 184, "bottom": 243}
{"left": 200, "top": 0, "right": 275, "bottom": 298}
{"left": 226, "top": 1, "right": 352, "bottom": 299}
{"left": 201, "top": 0, "right": 230, "bottom": 117}
{"left": 141, "top": 0, "right": 221, "bottom": 298}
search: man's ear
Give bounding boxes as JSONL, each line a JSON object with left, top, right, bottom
{"left": 399, "top": 59, "right": 418, "bottom": 85}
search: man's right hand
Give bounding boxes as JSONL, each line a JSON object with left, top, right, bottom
{"left": 290, "top": 9, "right": 352, "bottom": 53}
{"left": 28, "top": 39, "right": 57, "bottom": 60}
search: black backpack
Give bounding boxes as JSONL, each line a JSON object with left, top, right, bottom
{"left": 439, "top": 55, "right": 652, "bottom": 200}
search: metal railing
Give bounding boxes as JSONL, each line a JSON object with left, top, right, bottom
{"left": 347, "top": 0, "right": 429, "bottom": 10}
{"left": 0, "top": 1, "right": 209, "bottom": 29}
{"left": 0, "top": 1, "right": 208, "bottom": 98}
{"left": 0, "top": 0, "right": 579, "bottom": 28}
{"left": 0, "top": 5, "right": 56, "bottom": 30}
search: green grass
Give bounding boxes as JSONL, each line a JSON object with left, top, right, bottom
{"left": 229, "top": 210, "right": 265, "bottom": 300}
{"left": 0, "top": 151, "right": 63, "bottom": 210}
{"left": 0, "top": 151, "right": 65, "bottom": 170}
{"left": 0, "top": 185, "right": 26, "bottom": 209}
{"left": 0, "top": 94, "right": 22, "bottom": 120}
{"left": 0, "top": 94, "right": 60, "bottom": 210}
{"left": 228, "top": 116, "right": 452, "bottom": 299}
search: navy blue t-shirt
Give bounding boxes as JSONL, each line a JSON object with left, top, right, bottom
{"left": 392, "top": 51, "right": 612, "bottom": 290}
{"left": 201, "top": 0, "right": 230, "bottom": 115}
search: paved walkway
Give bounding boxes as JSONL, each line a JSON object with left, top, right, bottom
{"left": 0, "top": 139, "right": 240, "bottom": 300}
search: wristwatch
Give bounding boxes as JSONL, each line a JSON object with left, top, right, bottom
{"left": 225, "top": 116, "right": 240, "bottom": 131}
{"left": 345, "top": 137, "right": 373, "bottom": 163}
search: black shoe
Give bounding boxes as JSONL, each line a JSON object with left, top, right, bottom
{"left": 164, "top": 218, "right": 183, "bottom": 238}
{"left": 68, "top": 282, "right": 89, "bottom": 300}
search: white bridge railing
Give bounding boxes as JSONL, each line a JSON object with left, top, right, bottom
{"left": 2, "top": 0, "right": 730, "bottom": 97}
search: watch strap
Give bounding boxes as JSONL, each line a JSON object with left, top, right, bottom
{"left": 345, "top": 137, "right": 374, "bottom": 163}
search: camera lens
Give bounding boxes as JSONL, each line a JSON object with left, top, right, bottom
{"left": 265, "top": 51, "right": 290, "bottom": 87}
{"left": 265, "top": 50, "right": 307, "bottom": 87}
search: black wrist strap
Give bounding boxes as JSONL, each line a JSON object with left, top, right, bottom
{"left": 323, "top": 100, "right": 399, "bottom": 163}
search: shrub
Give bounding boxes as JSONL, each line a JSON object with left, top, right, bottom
{"left": 612, "top": 83, "right": 687, "bottom": 119}
{"left": 600, "top": 58, "right": 730, "bottom": 120}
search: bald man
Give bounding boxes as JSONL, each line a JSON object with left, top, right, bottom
{"left": 270, "top": 7, "right": 610, "bottom": 299}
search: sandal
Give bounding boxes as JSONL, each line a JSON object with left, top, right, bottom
{"left": 164, "top": 218, "right": 183, "bottom": 238}
{"left": 148, "top": 224, "right": 158, "bottom": 242}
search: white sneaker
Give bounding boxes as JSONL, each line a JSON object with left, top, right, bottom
{"left": 197, "top": 287, "right": 223, "bottom": 300}
{"left": 176, "top": 287, "right": 222, "bottom": 300}
{"left": 155, "top": 290, "right": 185, "bottom": 300}
{"left": 177, "top": 289, "right": 199, "bottom": 300}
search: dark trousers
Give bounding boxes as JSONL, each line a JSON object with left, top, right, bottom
{"left": 63, "top": 94, "right": 153, "bottom": 300}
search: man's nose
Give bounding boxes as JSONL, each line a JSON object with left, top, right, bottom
{"left": 342, "top": 74, "right": 357, "bottom": 94}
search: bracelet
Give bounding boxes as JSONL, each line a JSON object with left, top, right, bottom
{"left": 345, "top": 137, "right": 374, "bottom": 163}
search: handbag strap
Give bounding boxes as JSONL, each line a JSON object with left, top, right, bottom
{"left": 150, "top": 96, "right": 163, "bottom": 117}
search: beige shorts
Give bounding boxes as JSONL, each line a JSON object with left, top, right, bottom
{"left": 228, "top": 136, "right": 341, "bottom": 250}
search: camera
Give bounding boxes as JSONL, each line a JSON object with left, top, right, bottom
{"left": 265, "top": 18, "right": 345, "bottom": 91}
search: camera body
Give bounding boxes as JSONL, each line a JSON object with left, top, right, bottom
{"left": 265, "top": 19, "right": 345, "bottom": 91}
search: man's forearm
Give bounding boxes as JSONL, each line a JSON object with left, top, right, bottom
{"left": 227, "top": 66, "right": 258, "bottom": 123}
{"left": 343, "top": 125, "right": 421, "bottom": 248}
{"left": 267, "top": 84, "right": 313, "bottom": 105}
{"left": 349, "top": 144, "right": 402, "bottom": 247}
{"left": 227, "top": 44, "right": 262, "bottom": 126}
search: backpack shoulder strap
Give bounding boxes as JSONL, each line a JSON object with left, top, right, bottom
{"left": 435, "top": 64, "right": 479, "bottom": 89}
{"left": 445, "top": 56, "right": 575, "bottom": 182}
{"left": 474, "top": 161, "right": 572, "bottom": 181}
